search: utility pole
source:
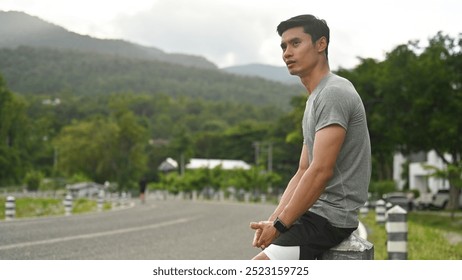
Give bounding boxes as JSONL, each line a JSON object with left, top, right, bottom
{"left": 252, "top": 141, "right": 273, "bottom": 172}
{"left": 253, "top": 142, "right": 261, "bottom": 166}
{"left": 180, "top": 153, "right": 185, "bottom": 176}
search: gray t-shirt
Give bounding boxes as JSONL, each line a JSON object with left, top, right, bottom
{"left": 302, "top": 73, "right": 371, "bottom": 228}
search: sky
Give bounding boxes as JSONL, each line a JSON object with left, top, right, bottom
{"left": 1, "top": 0, "right": 461, "bottom": 69}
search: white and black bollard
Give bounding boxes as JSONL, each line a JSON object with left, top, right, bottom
{"left": 386, "top": 205, "right": 408, "bottom": 260}
{"left": 360, "top": 201, "right": 369, "bottom": 217}
{"left": 64, "top": 194, "right": 73, "bottom": 216}
{"left": 375, "top": 199, "right": 386, "bottom": 224}
{"left": 385, "top": 202, "right": 393, "bottom": 220}
{"left": 244, "top": 192, "right": 250, "bottom": 203}
{"left": 97, "top": 190, "right": 105, "bottom": 212}
{"left": 192, "top": 190, "right": 197, "bottom": 202}
{"left": 386, "top": 202, "right": 393, "bottom": 211}
{"left": 5, "top": 196, "right": 16, "bottom": 221}
{"left": 121, "top": 192, "right": 127, "bottom": 206}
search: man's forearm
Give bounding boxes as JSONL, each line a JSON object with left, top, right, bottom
{"left": 277, "top": 166, "right": 331, "bottom": 227}
{"left": 268, "top": 169, "right": 305, "bottom": 221}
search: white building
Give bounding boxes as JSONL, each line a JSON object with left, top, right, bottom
{"left": 158, "top": 158, "right": 252, "bottom": 172}
{"left": 158, "top": 157, "right": 179, "bottom": 172}
{"left": 186, "top": 158, "right": 251, "bottom": 170}
{"left": 394, "top": 150, "right": 450, "bottom": 194}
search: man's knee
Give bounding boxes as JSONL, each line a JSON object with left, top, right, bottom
{"left": 252, "top": 251, "right": 270, "bottom": 260}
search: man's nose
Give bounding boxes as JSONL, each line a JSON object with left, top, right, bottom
{"left": 283, "top": 47, "right": 292, "bottom": 59}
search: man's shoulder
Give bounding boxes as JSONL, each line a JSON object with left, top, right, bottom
{"left": 324, "top": 73, "right": 354, "bottom": 88}
{"left": 318, "top": 74, "right": 358, "bottom": 100}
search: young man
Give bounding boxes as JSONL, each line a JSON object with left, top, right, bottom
{"left": 250, "top": 15, "right": 371, "bottom": 260}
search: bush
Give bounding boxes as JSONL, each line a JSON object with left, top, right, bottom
{"left": 24, "top": 170, "right": 44, "bottom": 191}
{"left": 68, "top": 173, "right": 92, "bottom": 184}
{"left": 369, "top": 180, "right": 397, "bottom": 199}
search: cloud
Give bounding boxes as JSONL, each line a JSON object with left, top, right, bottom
{"left": 109, "top": 0, "right": 285, "bottom": 67}
{"left": 2, "top": 0, "right": 461, "bottom": 69}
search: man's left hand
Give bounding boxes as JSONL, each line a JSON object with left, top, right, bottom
{"left": 250, "top": 221, "right": 279, "bottom": 249}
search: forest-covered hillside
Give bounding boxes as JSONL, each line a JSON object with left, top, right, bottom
{"left": 0, "top": 46, "right": 303, "bottom": 110}
{"left": 0, "top": 10, "right": 304, "bottom": 109}
{"left": 0, "top": 10, "right": 306, "bottom": 189}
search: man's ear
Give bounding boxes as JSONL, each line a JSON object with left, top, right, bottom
{"left": 317, "top": 36, "right": 328, "bottom": 53}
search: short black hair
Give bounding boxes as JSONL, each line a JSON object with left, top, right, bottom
{"left": 277, "top": 14, "right": 330, "bottom": 59}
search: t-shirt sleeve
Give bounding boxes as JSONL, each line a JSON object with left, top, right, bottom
{"left": 313, "top": 86, "right": 351, "bottom": 132}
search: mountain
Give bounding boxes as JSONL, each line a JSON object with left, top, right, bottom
{"left": 0, "top": 11, "right": 304, "bottom": 109}
{"left": 222, "top": 63, "right": 300, "bottom": 84}
{"left": 0, "top": 10, "right": 216, "bottom": 69}
{"left": 0, "top": 46, "right": 304, "bottom": 110}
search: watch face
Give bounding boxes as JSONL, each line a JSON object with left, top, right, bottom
{"left": 274, "top": 218, "right": 288, "bottom": 233}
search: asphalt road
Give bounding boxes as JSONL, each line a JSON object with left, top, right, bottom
{"left": 0, "top": 199, "right": 275, "bottom": 260}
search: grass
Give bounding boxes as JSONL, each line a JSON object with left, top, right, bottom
{"left": 361, "top": 210, "right": 462, "bottom": 260}
{"left": 0, "top": 196, "right": 112, "bottom": 220}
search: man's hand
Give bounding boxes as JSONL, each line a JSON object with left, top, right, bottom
{"left": 250, "top": 221, "right": 279, "bottom": 249}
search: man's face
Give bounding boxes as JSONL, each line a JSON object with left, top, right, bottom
{"left": 280, "top": 26, "right": 321, "bottom": 77}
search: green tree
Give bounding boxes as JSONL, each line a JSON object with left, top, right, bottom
{"left": 24, "top": 170, "right": 44, "bottom": 191}
{"left": 0, "top": 74, "right": 31, "bottom": 185}
{"left": 53, "top": 118, "right": 120, "bottom": 183}
{"left": 418, "top": 33, "right": 462, "bottom": 211}
{"left": 112, "top": 110, "right": 149, "bottom": 190}
{"left": 381, "top": 33, "right": 462, "bottom": 209}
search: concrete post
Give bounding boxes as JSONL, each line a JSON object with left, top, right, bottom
{"left": 360, "top": 201, "right": 369, "bottom": 217}
{"left": 219, "top": 190, "right": 225, "bottom": 202}
{"left": 244, "top": 192, "right": 250, "bottom": 203}
{"left": 386, "top": 202, "right": 393, "bottom": 211}
{"left": 321, "top": 232, "right": 374, "bottom": 260}
{"left": 386, "top": 205, "right": 408, "bottom": 260}
{"left": 192, "top": 190, "right": 197, "bottom": 201}
{"left": 5, "top": 196, "right": 16, "bottom": 220}
{"left": 375, "top": 199, "right": 386, "bottom": 224}
{"left": 385, "top": 202, "right": 393, "bottom": 220}
{"left": 64, "top": 194, "right": 73, "bottom": 216}
{"left": 121, "top": 192, "right": 127, "bottom": 206}
{"left": 97, "top": 190, "right": 104, "bottom": 212}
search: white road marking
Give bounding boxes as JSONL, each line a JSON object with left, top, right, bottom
{"left": 0, "top": 217, "right": 198, "bottom": 251}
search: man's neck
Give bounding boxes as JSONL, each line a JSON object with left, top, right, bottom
{"left": 300, "top": 64, "right": 331, "bottom": 94}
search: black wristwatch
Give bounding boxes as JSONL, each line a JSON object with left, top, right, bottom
{"left": 273, "top": 217, "right": 289, "bottom": 233}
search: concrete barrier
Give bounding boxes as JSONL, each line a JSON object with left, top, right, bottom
{"left": 63, "top": 194, "right": 73, "bottom": 216}
{"left": 375, "top": 199, "right": 386, "bottom": 224}
{"left": 386, "top": 205, "right": 408, "bottom": 260}
{"left": 321, "top": 231, "right": 374, "bottom": 260}
{"left": 360, "top": 201, "right": 369, "bottom": 217}
{"left": 97, "top": 190, "right": 104, "bottom": 212}
{"left": 5, "top": 196, "right": 15, "bottom": 221}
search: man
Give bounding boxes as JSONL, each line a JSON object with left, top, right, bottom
{"left": 250, "top": 14, "right": 371, "bottom": 260}
{"left": 139, "top": 177, "right": 147, "bottom": 204}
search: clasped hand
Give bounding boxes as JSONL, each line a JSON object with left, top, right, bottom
{"left": 250, "top": 221, "right": 279, "bottom": 249}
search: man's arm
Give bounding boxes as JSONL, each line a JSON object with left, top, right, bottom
{"left": 268, "top": 145, "right": 309, "bottom": 221}
{"left": 251, "top": 124, "right": 345, "bottom": 248}
{"left": 277, "top": 124, "right": 346, "bottom": 227}
{"left": 251, "top": 145, "right": 308, "bottom": 248}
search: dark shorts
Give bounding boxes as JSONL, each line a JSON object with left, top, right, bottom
{"left": 272, "top": 211, "right": 356, "bottom": 259}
